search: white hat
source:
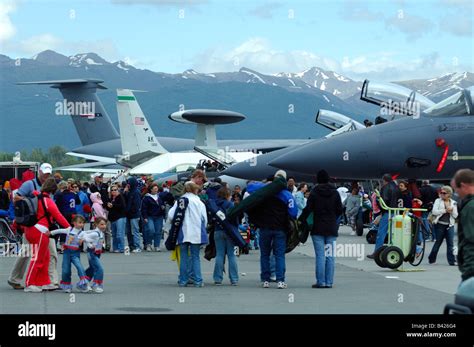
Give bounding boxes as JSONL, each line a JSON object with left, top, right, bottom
{"left": 39, "top": 163, "right": 53, "bottom": 174}
{"left": 92, "top": 172, "right": 103, "bottom": 178}
{"left": 274, "top": 170, "right": 287, "bottom": 180}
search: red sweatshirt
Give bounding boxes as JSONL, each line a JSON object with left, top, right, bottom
{"left": 35, "top": 192, "right": 70, "bottom": 230}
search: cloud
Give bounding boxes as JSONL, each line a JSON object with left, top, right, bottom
{"left": 192, "top": 37, "right": 339, "bottom": 74}
{"left": 248, "top": 2, "right": 283, "bottom": 19}
{"left": 385, "top": 12, "right": 433, "bottom": 40}
{"left": 4, "top": 34, "right": 121, "bottom": 61}
{"left": 440, "top": 14, "right": 472, "bottom": 37}
{"left": 339, "top": 1, "right": 383, "bottom": 22}
{"left": 192, "top": 38, "right": 470, "bottom": 81}
{"left": 0, "top": 0, "right": 17, "bottom": 43}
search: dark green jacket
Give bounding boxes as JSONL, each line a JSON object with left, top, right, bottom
{"left": 458, "top": 195, "right": 474, "bottom": 281}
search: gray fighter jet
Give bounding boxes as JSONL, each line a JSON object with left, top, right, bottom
{"left": 268, "top": 83, "right": 474, "bottom": 180}
{"left": 224, "top": 81, "right": 474, "bottom": 181}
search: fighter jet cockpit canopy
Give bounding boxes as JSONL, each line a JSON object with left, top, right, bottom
{"left": 423, "top": 87, "right": 474, "bottom": 117}
{"left": 315, "top": 109, "right": 365, "bottom": 131}
{"left": 360, "top": 79, "right": 435, "bottom": 117}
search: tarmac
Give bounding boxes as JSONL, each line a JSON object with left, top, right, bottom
{"left": 0, "top": 226, "right": 459, "bottom": 314}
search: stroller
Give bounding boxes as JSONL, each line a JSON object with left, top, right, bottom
{"left": 0, "top": 209, "right": 22, "bottom": 245}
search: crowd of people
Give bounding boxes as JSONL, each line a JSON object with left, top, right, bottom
{"left": 1, "top": 163, "right": 472, "bottom": 295}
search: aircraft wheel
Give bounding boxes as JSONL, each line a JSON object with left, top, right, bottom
{"left": 374, "top": 245, "right": 388, "bottom": 268}
{"left": 381, "top": 246, "right": 404, "bottom": 269}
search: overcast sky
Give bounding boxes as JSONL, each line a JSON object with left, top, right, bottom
{"left": 1, "top": 0, "right": 472, "bottom": 80}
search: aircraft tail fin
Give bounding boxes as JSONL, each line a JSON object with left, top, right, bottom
{"left": 18, "top": 79, "right": 119, "bottom": 146}
{"left": 116, "top": 89, "right": 167, "bottom": 166}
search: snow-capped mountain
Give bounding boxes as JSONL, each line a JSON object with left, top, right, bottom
{"left": 274, "top": 67, "right": 361, "bottom": 99}
{"left": 396, "top": 72, "right": 474, "bottom": 102}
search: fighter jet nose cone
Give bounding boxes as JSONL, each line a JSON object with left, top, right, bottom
{"left": 222, "top": 161, "right": 251, "bottom": 179}
{"left": 269, "top": 154, "right": 301, "bottom": 172}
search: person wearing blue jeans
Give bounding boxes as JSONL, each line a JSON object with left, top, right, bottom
{"left": 146, "top": 217, "right": 163, "bottom": 251}
{"left": 60, "top": 248, "right": 89, "bottom": 292}
{"left": 178, "top": 243, "right": 203, "bottom": 287}
{"left": 126, "top": 218, "right": 142, "bottom": 252}
{"left": 124, "top": 177, "right": 142, "bottom": 252}
{"left": 259, "top": 228, "right": 286, "bottom": 284}
{"left": 299, "top": 170, "right": 343, "bottom": 289}
{"left": 428, "top": 224, "right": 456, "bottom": 264}
{"left": 421, "top": 211, "right": 435, "bottom": 241}
{"left": 367, "top": 174, "right": 401, "bottom": 259}
{"left": 111, "top": 217, "right": 126, "bottom": 252}
{"left": 428, "top": 188, "right": 458, "bottom": 265}
{"left": 213, "top": 229, "right": 239, "bottom": 285}
{"left": 312, "top": 235, "right": 336, "bottom": 287}
{"left": 142, "top": 183, "right": 166, "bottom": 251}
{"left": 374, "top": 212, "right": 390, "bottom": 251}
{"left": 85, "top": 250, "right": 104, "bottom": 291}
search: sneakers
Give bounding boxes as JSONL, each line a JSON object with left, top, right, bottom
{"left": 24, "top": 285, "right": 43, "bottom": 293}
{"left": 262, "top": 281, "right": 270, "bottom": 288}
{"left": 146, "top": 245, "right": 153, "bottom": 252}
{"left": 231, "top": 282, "right": 238, "bottom": 286}
{"left": 154, "top": 247, "right": 161, "bottom": 252}
{"left": 42, "top": 284, "right": 58, "bottom": 291}
{"left": 269, "top": 276, "right": 277, "bottom": 282}
{"left": 277, "top": 281, "right": 288, "bottom": 289}
{"left": 366, "top": 253, "right": 375, "bottom": 259}
{"left": 132, "top": 248, "right": 142, "bottom": 253}
{"left": 214, "top": 282, "right": 222, "bottom": 286}
{"left": 194, "top": 283, "right": 204, "bottom": 288}
{"left": 7, "top": 280, "right": 24, "bottom": 290}
{"left": 91, "top": 285, "right": 104, "bottom": 293}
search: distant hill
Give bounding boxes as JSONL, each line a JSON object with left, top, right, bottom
{"left": 0, "top": 50, "right": 471, "bottom": 152}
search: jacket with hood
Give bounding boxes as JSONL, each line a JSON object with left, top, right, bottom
{"left": 458, "top": 195, "right": 474, "bottom": 281}
{"left": 54, "top": 189, "right": 81, "bottom": 216}
{"left": 300, "top": 183, "right": 343, "bottom": 237}
{"left": 141, "top": 193, "right": 166, "bottom": 219}
{"left": 90, "top": 192, "right": 107, "bottom": 221}
{"left": 125, "top": 177, "right": 141, "bottom": 219}
{"left": 107, "top": 193, "right": 126, "bottom": 222}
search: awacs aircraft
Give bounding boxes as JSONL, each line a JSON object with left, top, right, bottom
{"left": 18, "top": 79, "right": 309, "bottom": 170}
{"left": 267, "top": 81, "right": 474, "bottom": 180}
{"left": 116, "top": 88, "right": 258, "bottom": 175}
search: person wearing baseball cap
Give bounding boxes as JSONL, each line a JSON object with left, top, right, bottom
{"left": 8, "top": 163, "right": 60, "bottom": 291}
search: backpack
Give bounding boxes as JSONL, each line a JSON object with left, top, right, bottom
{"left": 14, "top": 195, "right": 50, "bottom": 227}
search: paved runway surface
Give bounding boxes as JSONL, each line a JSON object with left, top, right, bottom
{"left": 0, "top": 226, "right": 459, "bottom": 314}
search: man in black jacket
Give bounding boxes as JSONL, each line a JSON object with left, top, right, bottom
{"left": 368, "top": 174, "right": 401, "bottom": 259}
{"left": 300, "top": 170, "right": 342, "bottom": 288}
{"left": 255, "top": 170, "right": 290, "bottom": 289}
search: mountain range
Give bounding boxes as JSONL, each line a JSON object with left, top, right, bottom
{"left": 0, "top": 50, "right": 472, "bottom": 153}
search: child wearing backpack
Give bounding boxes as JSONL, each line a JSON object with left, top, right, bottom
{"left": 83, "top": 217, "right": 107, "bottom": 293}
{"left": 50, "top": 215, "right": 90, "bottom": 293}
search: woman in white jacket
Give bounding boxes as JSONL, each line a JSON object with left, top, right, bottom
{"left": 428, "top": 186, "right": 458, "bottom": 265}
{"left": 168, "top": 181, "right": 208, "bottom": 287}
